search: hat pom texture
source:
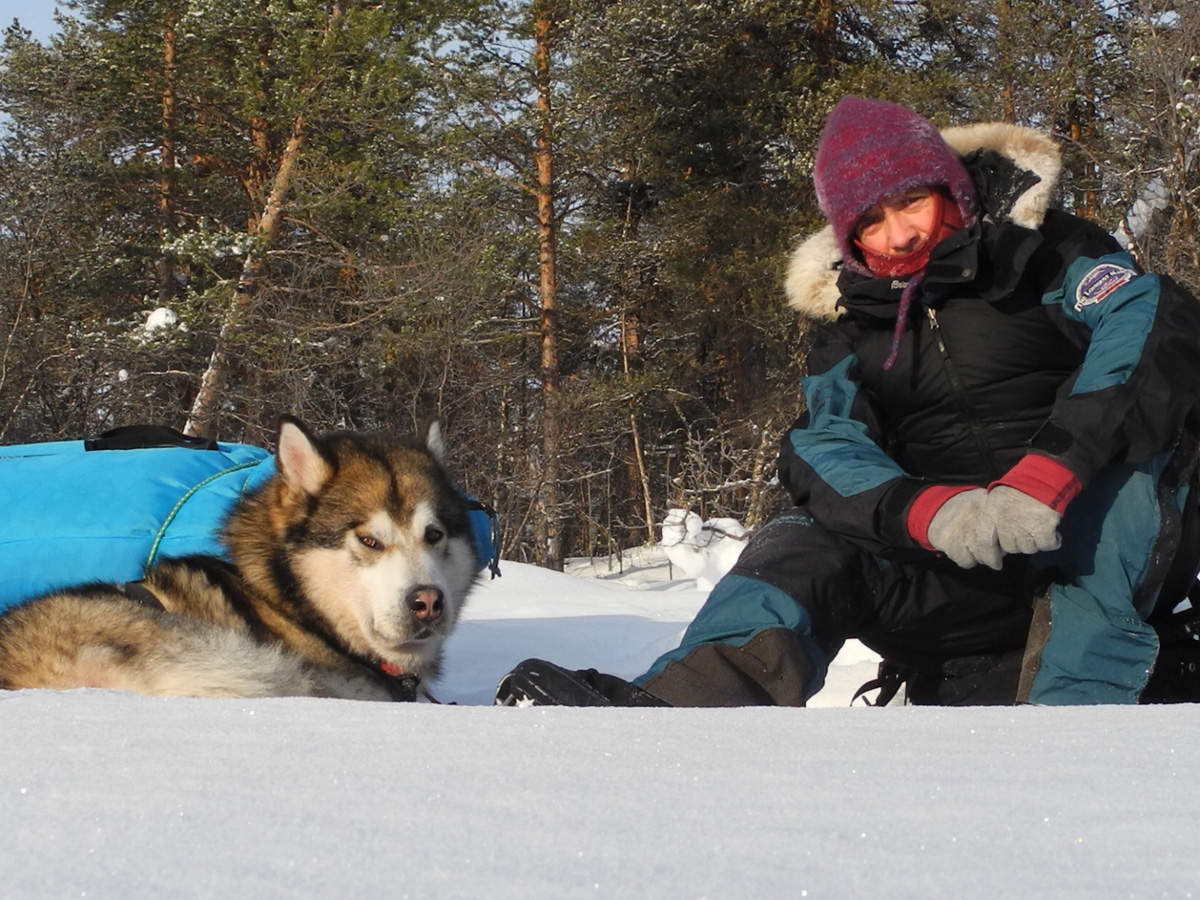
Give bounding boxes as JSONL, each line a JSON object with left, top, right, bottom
{"left": 814, "top": 97, "right": 979, "bottom": 274}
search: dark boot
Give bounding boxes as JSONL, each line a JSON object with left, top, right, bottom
{"left": 641, "top": 628, "right": 816, "bottom": 707}
{"left": 494, "top": 659, "right": 668, "bottom": 707}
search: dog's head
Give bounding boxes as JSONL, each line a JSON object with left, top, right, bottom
{"left": 268, "top": 416, "right": 478, "bottom": 681}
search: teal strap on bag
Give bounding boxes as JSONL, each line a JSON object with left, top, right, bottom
{"left": 144, "top": 460, "right": 265, "bottom": 568}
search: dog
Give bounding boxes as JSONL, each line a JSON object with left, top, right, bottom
{"left": 0, "top": 416, "right": 479, "bottom": 700}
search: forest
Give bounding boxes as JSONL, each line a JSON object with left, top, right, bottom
{"left": 1, "top": 0, "right": 1197, "bottom": 568}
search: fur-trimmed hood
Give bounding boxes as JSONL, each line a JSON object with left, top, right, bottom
{"left": 784, "top": 122, "right": 1063, "bottom": 322}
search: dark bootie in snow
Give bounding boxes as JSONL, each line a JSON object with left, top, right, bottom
{"left": 495, "top": 659, "right": 668, "bottom": 707}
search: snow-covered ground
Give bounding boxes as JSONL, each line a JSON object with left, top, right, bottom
{"left": 3, "top": 546, "right": 1199, "bottom": 898}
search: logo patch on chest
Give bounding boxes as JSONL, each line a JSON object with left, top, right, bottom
{"left": 1075, "top": 263, "right": 1135, "bottom": 311}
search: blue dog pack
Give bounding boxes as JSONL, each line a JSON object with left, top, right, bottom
{"left": 0, "top": 428, "right": 499, "bottom": 614}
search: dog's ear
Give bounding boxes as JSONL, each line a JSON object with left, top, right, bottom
{"left": 276, "top": 415, "right": 333, "bottom": 496}
{"left": 423, "top": 419, "right": 446, "bottom": 465}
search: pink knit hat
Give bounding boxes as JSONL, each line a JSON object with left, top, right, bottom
{"left": 813, "top": 97, "right": 978, "bottom": 274}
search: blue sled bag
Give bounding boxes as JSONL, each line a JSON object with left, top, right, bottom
{"left": 0, "top": 426, "right": 499, "bottom": 614}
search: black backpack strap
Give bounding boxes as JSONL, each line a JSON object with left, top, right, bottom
{"left": 855, "top": 652, "right": 1028, "bottom": 707}
{"left": 116, "top": 581, "right": 165, "bottom": 611}
{"left": 84, "top": 425, "right": 219, "bottom": 451}
{"left": 851, "top": 660, "right": 910, "bottom": 707}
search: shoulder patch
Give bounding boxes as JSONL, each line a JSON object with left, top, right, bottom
{"left": 1075, "top": 263, "right": 1135, "bottom": 311}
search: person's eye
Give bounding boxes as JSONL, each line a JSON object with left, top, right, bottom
{"left": 857, "top": 214, "right": 883, "bottom": 236}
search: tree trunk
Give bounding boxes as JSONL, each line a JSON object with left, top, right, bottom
{"left": 618, "top": 173, "right": 654, "bottom": 549}
{"left": 1067, "top": 99, "right": 1100, "bottom": 220}
{"left": 532, "top": 0, "right": 564, "bottom": 570}
{"left": 621, "top": 309, "right": 655, "bottom": 548}
{"left": 184, "top": 4, "right": 348, "bottom": 437}
{"left": 1173, "top": 141, "right": 1200, "bottom": 274}
{"left": 813, "top": 0, "right": 838, "bottom": 78}
{"left": 996, "top": 0, "right": 1017, "bottom": 123}
{"left": 156, "top": 13, "right": 179, "bottom": 305}
{"left": 184, "top": 120, "right": 307, "bottom": 437}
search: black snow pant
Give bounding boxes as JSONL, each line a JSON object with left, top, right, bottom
{"left": 636, "top": 508, "right": 1041, "bottom": 707}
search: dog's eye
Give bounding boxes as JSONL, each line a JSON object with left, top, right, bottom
{"left": 424, "top": 526, "right": 444, "bottom": 545}
{"left": 357, "top": 534, "right": 383, "bottom": 551}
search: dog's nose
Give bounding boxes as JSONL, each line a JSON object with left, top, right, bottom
{"left": 405, "top": 586, "right": 444, "bottom": 622}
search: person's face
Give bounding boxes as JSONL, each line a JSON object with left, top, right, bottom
{"left": 855, "top": 187, "right": 938, "bottom": 257}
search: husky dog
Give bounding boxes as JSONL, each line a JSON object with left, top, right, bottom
{"left": 0, "top": 416, "right": 479, "bottom": 700}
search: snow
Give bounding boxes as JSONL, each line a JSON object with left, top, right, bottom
{"left": 659, "top": 507, "right": 749, "bottom": 590}
{"left": 1115, "top": 176, "right": 1171, "bottom": 248}
{"left": 3, "top": 545, "right": 1199, "bottom": 898}
{"left": 143, "top": 307, "right": 179, "bottom": 333}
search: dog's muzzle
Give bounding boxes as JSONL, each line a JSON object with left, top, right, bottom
{"left": 405, "top": 585, "right": 445, "bottom": 623}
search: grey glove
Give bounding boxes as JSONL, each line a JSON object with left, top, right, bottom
{"left": 979, "top": 485, "right": 1061, "bottom": 555}
{"left": 926, "top": 488, "right": 1004, "bottom": 570}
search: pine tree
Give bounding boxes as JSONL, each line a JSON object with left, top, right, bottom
{"left": 0, "top": 0, "right": 455, "bottom": 441}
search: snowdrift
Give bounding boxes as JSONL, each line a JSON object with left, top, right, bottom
{"left": 2, "top": 554, "right": 1197, "bottom": 898}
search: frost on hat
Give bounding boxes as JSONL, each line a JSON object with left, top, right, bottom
{"left": 813, "top": 96, "right": 978, "bottom": 273}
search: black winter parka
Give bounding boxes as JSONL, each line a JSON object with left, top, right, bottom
{"left": 778, "top": 124, "right": 1200, "bottom": 560}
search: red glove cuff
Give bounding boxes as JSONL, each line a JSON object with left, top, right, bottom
{"left": 990, "top": 454, "right": 1082, "bottom": 514}
{"left": 907, "top": 484, "right": 975, "bottom": 550}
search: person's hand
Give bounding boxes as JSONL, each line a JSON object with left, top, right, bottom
{"left": 979, "top": 485, "right": 1061, "bottom": 555}
{"left": 926, "top": 488, "right": 1004, "bottom": 570}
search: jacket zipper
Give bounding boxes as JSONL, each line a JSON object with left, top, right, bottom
{"left": 925, "top": 307, "right": 1003, "bottom": 480}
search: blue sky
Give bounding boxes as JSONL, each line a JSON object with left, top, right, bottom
{"left": 0, "top": 0, "right": 62, "bottom": 43}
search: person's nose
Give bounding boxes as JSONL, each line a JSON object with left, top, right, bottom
{"left": 884, "top": 210, "right": 922, "bottom": 254}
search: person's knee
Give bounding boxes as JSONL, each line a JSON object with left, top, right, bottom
{"left": 723, "top": 508, "right": 876, "bottom": 649}
{"left": 732, "top": 508, "right": 863, "bottom": 582}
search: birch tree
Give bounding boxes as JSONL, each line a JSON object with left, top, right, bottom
{"left": 178, "top": 0, "right": 434, "bottom": 435}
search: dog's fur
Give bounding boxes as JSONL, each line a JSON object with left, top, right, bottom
{"left": 0, "top": 417, "right": 479, "bottom": 700}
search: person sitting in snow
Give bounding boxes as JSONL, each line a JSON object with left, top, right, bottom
{"left": 496, "top": 96, "right": 1200, "bottom": 708}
